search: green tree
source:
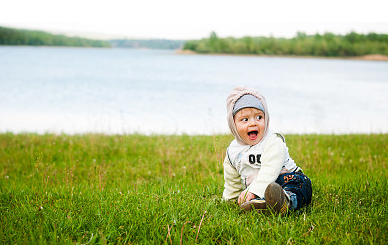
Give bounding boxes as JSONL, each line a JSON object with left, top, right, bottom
{"left": 182, "top": 30, "right": 388, "bottom": 57}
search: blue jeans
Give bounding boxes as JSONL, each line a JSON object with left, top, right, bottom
{"left": 275, "top": 172, "right": 312, "bottom": 210}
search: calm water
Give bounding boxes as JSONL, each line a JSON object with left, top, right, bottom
{"left": 0, "top": 46, "right": 387, "bottom": 135}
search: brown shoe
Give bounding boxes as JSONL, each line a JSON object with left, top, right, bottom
{"left": 240, "top": 199, "right": 267, "bottom": 213}
{"left": 264, "top": 182, "right": 289, "bottom": 215}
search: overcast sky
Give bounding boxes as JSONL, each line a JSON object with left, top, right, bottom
{"left": 1, "top": 0, "right": 388, "bottom": 40}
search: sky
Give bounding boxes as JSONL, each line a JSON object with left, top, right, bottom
{"left": 1, "top": 0, "right": 388, "bottom": 40}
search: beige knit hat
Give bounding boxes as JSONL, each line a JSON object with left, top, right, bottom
{"left": 226, "top": 86, "right": 270, "bottom": 145}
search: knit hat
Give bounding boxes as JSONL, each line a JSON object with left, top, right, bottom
{"left": 233, "top": 94, "right": 265, "bottom": 116}
{"left": 226, "top": 86, "right": 270, "bottom": 145}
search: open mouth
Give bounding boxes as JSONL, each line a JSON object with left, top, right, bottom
{"left": 248, "top": 131, "right": 258, "bottom": 141}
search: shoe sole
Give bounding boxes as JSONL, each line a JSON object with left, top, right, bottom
{"left": 264, "top": 182, "right": 288, "bottom": 215}
{"left": 240, "top": 199, "right": 267, "bottom": 213}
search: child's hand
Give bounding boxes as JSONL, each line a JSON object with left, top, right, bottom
{"left": 238, "top": 190, "right": 256, "bottom": 205}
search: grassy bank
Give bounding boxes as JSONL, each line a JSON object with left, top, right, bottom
{"left": 1, "top": 133, "right": 387, "bottom": 244}
{"left": 176, "top": 49, "right": 388, "bottom": 61}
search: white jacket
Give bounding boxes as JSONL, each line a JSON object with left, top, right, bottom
{"left": 222, "top": 131, "right": 299, "bottom": 200}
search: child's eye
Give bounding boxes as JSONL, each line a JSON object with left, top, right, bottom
{"left": 256, "top": 116, "right": 263, "bottom": 120}
{"left": 242, "top": 118, "right": 248, "bottom": 122}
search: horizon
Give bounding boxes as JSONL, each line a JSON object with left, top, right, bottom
{"left": 2, "top": 23, "right": 388, "bottom": 41}
{"left": 1, "top": 0, "right": 388, "bottom": 40}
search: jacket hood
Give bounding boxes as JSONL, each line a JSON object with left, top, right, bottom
{"left": 226, "top": 86, "right": 270, "bottom": 145}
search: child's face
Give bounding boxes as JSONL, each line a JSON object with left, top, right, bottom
{"left": 234, "top": 107, "right": 265, "bottom": 145}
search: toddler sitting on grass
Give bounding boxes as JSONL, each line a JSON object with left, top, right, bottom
{"left": 223, "top": 86, "right": 312, "bottom": 215}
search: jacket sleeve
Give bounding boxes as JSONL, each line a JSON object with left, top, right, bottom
{"left": 248, "top": 134, "right": 286, "bottom": 198}
{"left": 222, "top": 155, "right": 244, "bottom": 201}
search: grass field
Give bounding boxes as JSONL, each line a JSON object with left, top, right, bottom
{"left": 0, "top": 133, "right": 387, "bottom": 244}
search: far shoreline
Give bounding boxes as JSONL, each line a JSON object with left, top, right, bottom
{"left": 175, "top": 49, "right": 388, "bottom": 62}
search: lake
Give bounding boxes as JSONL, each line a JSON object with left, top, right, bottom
{"left": 0, "top": 46, "right": 387, "bottom": 135}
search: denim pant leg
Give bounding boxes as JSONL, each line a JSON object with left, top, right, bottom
{"left": 275, "top": 172, "right": 312, "bottom": 210}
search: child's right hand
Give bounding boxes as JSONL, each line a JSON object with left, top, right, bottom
{"left": 238, "top": 190, "right": 257, "bottom": 205}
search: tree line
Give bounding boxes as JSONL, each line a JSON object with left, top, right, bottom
{"left": 3, "top": 25, "right": 388, "bottom": 55}
{"left": 0, "top": 26, "right": 184, "bottom": 49}
{"left": 0, "top": 26, "right": 110, "bottom": 47}
{"left": 183, "top": 31, "right": 388, "bottom": 57}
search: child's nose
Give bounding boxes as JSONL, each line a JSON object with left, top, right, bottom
{"left": 249, "top": 118, "right": 257, "bottom": 126}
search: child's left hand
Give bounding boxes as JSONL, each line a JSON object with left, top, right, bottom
{"left": 238, "top": 190, "right": 257, "bottom": 205}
